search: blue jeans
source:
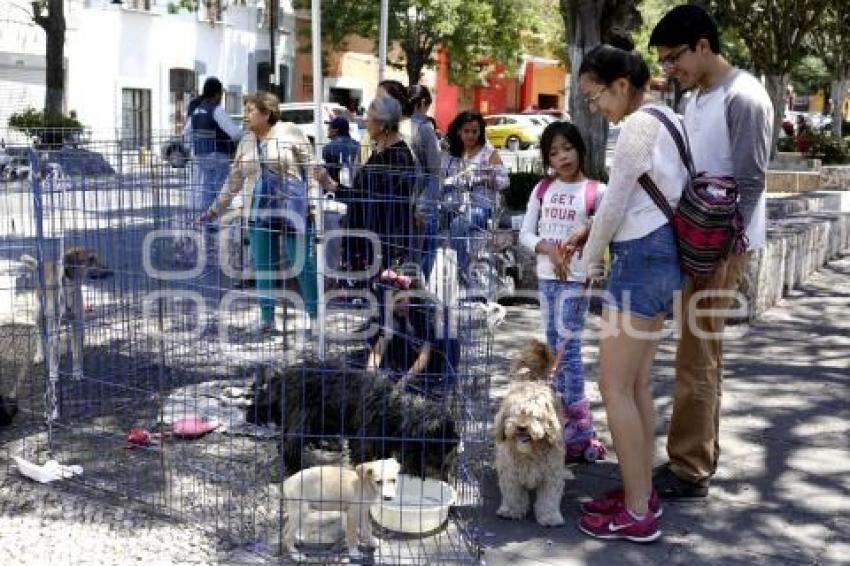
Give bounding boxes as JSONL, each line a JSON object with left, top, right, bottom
{"left": 539, "top": 279, "right": 588, "bottom": 405}
{"left": 194, "top": 152, "right": 230, "bottom": 213}
{"left": 449, "top": 206, "right": 490, "bottom": 279}
{"left": 605, "top": 224, "right": 683, "bottom": 319}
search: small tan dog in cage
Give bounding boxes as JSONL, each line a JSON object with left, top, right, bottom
{"left": 281, "top": 457, "right": 401, "bottom": 560}
{"left": 20, "top": 247, "right": 101, "bottom": 380}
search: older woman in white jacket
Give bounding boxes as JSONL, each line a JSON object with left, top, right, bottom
{"left": 201, "top": 91, "right": 318, "bottom": 334}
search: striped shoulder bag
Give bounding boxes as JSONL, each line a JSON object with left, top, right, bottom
{"left": 638, "top": 107, "right": 747, "bottom": 277}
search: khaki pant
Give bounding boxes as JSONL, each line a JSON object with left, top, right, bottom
{"left": 667, "top": 253, "right": 749, "bottom": 484}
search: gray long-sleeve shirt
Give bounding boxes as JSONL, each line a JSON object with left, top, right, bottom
{"left": 683, "top": 69, "right": 774, "bottom": 249}
{"left": 410, "top": 112, "right": 442, "bottom": 217}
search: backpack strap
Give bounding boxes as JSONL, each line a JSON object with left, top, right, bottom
{"left": 584, "top": 179, "right": 599, "bottom": 217}
{"left": 534, "top": 177, "right": 556, "bottom": 201}
{"left": 638, "top": 173, "right": 675, "bottom": 221}
{"left": 641, "top": 107, "right": 696, "bottom": 177}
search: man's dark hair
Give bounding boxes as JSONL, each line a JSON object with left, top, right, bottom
{"left": 649, "top": 4, "right": 721, "bottom": 54}
{"left": 201, "top": 77, "right": 224, "bottom": 99}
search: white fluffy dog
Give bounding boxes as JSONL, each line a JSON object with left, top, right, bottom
{"left": 494, "top": 340, "right": 566, "bottom": 526}
{"left": 282, "top": 458, "right": 400, "bottom": 560}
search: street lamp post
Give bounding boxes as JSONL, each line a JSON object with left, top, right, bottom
{"left": 269, "top": 0, "right": 277, "bottom": 94}
{"left": 378, "top": 0, "right": 388, "bottom": 82}
{"left": 311, "top": 0, "right": 326, "bottom": 359}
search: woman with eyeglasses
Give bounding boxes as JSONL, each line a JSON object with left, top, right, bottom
{"left": 565, "top": 34, "right": 688, "bottom": 543}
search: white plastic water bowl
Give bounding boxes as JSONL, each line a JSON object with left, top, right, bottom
{"left": 370, "top": 475, "right": 456, "bottom": 535}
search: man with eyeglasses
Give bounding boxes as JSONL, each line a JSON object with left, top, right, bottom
{"left": 648, "top": 5, "right": 773, "bottom": 499}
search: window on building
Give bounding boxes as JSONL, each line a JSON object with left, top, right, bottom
{"left": 257, "top": 62, "right": 272, "bottom": 93}
{"left": 124, "top": 0, "right": 151, "bottom": 10}
{"left": 122, "top": 88, "right": 151, "bottom": 150}
{"left": 278, "top": 64, "right": 289, "bottom": 102}
{"left": 169, "top": 68, "right": 196, "bottom": 134}
{"left": 302, "top": 74, "right": 313, "bottom": 98}
{"left": 225, "top": 85, "right": 242, "bottom": 115}
{"left": 256, "top": 62, "right": 288, "bottom": 102}
{"left": 199, "top": 0, "right": 224, "bottom": 23}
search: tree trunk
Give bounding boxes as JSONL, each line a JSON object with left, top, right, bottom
{"left": 764, "top": 73, "right": 789, "bottom": 159}
{"left": 561, "top": 0, "right": 607, "bottom": 179}
{"left": 406, "top": 51, "right": 425, "bottom": 87}
{"left": 831, "top": 77, "right": 848, "bottom": 138}
{"left": 34, "top": 0, "right": 66, "bottom": 116}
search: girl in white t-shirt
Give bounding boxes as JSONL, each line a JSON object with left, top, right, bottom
{"left": 519, "top": 121, "right": 606, "bottom": 462}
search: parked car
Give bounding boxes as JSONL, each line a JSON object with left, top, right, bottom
{"left": 160, "top": 113, "right": 244, "bottom": 168}
{"left": 2, "top": 156, "right": 31, "bottom": 180}
{"left": 277, "top": 102, "right": 347, "bottom": 145}
{"left": 483, "top": 114, "right": 541, "bottom": 151}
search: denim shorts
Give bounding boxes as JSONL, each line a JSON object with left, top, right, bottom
{"left": 604, "top": 224, "right": 683, "bottom": 319}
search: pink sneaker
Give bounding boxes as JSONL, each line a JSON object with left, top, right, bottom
{"left": 578, "top": 508, "right": 661, "bottom": 543}
{"left": 580, "top": 488, "right": 662, "bottom": 519}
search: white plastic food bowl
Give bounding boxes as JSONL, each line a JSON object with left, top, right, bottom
{"left": 370, "top": 475, "right": 456, "bottom": 535}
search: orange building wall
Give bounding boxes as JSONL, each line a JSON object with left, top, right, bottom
{"left": 522, "top": 62, "right": 566, "bottom": 110}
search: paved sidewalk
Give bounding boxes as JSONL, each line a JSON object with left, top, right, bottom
{"left": 481, "top": 256, "right": 850, "bottom": 565}
{"left": 0, "top": 257, "right": 847, "bottom": 564}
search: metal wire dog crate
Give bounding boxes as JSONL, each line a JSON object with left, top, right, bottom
{"left": 0, "top": 134, "right": 504, "bottom": 563}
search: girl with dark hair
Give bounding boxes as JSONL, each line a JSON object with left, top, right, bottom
{"left": 519, "top": 121, "right": 607, "bottom": 463}
{"left": 440, "top": 111, "right": 508, "bottom": 285}
{"left": 379, "top": 80, "right": 413, "bottom": 116}
{"left": 408, "top": 85, "right": 441, "bottom": 279}
{"left": 568, "top": 35, "right": 687, "bottom": 543}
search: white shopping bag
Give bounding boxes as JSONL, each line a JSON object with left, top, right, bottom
{"left": 427, "top": 247, "right": 459, "bottom": 340}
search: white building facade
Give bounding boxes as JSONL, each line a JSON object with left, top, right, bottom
{"left": 0, "top": 0, "right": 297, "bottom": 145}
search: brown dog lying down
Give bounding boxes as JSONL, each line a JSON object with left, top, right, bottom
{"left": 20, "top": 247, "right": 101, "bottom": 380}
{"left": 281, "top": 458, "right": 400, "bottom": 561}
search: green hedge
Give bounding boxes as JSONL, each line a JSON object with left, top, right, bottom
{"left": 504, "top": 171, "right": 541, "bottom": 210}
{"left": 9, "top": 108, "right": 83, "bottom": 147}
{"left": 806, "top": 133, "right": 850, "bottom": 165}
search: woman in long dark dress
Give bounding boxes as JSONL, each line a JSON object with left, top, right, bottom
{"left": 317, "top": 96, "right": 417, "bottom": 274}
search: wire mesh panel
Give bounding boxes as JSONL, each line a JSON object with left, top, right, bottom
{"left": 0, "top": 132, "right": 505, "bottom": 563}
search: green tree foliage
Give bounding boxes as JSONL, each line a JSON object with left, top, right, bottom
{"left": 294, "top": 0, "right": 534, "bottom": 87}
{"left": 707, "top": 0, "right": 831, "bottom": 156}
{"left": 632, "top": 0, "right": 674, "bottom": 77}
{"left": 810, "top": 5, "right": 850, "bottom": 137}
{"left": 791, "top": 56, "right": 830, "bottom": 95}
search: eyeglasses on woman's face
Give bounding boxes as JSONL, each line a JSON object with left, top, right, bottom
{"left": 584, "top": 87, "right": 607, "bottom": 107}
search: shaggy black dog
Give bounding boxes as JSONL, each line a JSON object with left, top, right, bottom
{"left": 244, "top": 359, "right": 460, "bottom": 480}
